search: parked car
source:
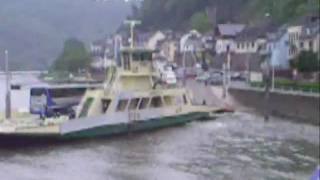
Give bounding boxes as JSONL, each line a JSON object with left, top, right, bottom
{"left": 206, "top": 74, "right": 223, "bottom": 85}
{"left": 231, "top": 72, "right": 246, "bottom": 81}
{"left": 161, "top": 66, "right": 177, "bottom": 85}
{"left": 196, "top": 72, "right": 210, "bottom": 82}
{"left": 209, "top": 70, "right": 223, "bottom": 76}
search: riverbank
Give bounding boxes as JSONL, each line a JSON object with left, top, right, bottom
{"left": 185, "top": 79, "right": 320, "bottom": 125}
{"left": 228, "top": 87, "right": 320, "bottom": 125}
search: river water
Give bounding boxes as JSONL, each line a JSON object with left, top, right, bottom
{"left": 0, "top": 112, "right": 318, "bottom": 180}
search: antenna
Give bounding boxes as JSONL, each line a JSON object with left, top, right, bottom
{"left": 124, "top": 20, "right": 141, "bottom": 48}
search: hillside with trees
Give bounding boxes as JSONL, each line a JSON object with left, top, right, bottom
{"left": 51, "top": 39, "right": 91, "bottom": 73}
{"left": 133, "top": 0, "right": 320, "bottom": 32}
{"left": 290, "top": 51, "right": 320, "bottom": 73}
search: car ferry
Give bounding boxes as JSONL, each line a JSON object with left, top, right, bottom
{"left": 0, "top": 47, "right": 227, "bottom": 144}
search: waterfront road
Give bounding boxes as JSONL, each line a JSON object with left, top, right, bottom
{"left": 185, "top": 79, "right": 226, "bottom": 107}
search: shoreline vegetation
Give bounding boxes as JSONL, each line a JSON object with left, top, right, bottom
{"left": 251, "top": 78, "right": 320, "bottom": 93}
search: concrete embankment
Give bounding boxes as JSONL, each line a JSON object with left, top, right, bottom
{"left": 228, "top": 87, "right": 320, "bottom": 125}
{"left": 185, "top": 80, "right": 228, "bottom": 108}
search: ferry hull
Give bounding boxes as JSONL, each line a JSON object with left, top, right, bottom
{"left": 0, "top": 112, "right": 211, "bottom": 146}
{"left": 63, "top": 112, "right": 209, "bottom": 139}
{"left": 0, "top": 134, "right": 63, "bottom": 147}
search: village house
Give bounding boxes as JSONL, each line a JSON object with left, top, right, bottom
{"left": 180, "top": 30, "right": 203, "bottom": 53}
{"left": 146, "top": 31, "right": 166, "bottom": 50}
{"left": 266, "top": 26, "right": 290, "bottom": 69}
{"left": 288, "top": 25, "right": 304, "bottom": 59}
{"left": 234, "top": 27, "right": 268, "bottom": 54}
{"left": 134, "top": 30, "right": 181, "bottom": 63}
{"left": 215, "top": 24, "right": 246, "bottom": 54}
{"left": 158, "top": 39, "right": 179, "bottom": 63}
{"left": 201, "top": 32, "right": 214, "bottom": 50}
{"left": 89, "top": 35, "right": 123, "bottom": 69}
{"left": 135, "top": 31, "right": 166, "bottom": 49}
{"left": 288, "top": 15, "right": 320, "bottom": 59}
{"left": 211, "top": 25, "right": 289, "bottom": 81}
{"left": 298, "top": 24, "right": 320, "bottom": 54}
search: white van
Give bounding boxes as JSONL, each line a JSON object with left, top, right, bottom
{"left": 161, "top": 66, "right": 177, "bottom": 85}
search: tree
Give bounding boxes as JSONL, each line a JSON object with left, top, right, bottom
{"left": 51, "top": 38, "right": 91, "bottom": 73}
{"left": 137, "top": 0, "right": 209, "bottom": 30}
{"left": 190, "top": 12, "right": 212, "bottom": 33}
{"left": 290, "top": 51, "right": 320, "bottom": 72}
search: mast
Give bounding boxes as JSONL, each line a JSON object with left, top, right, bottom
{"left": 124, "top": 20, "right": 141, "bottom": 71}
{"left": 5, "top": 50, "right": 11, "bottom": 120}
{"left": 124, "top": 20, "right": 141, "bottom": 48}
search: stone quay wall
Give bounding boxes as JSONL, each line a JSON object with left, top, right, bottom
{"left": 228, "top": 88, "right": 320, "bottom": 125}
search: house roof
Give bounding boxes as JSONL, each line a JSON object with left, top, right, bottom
{"left": 217, "top": 24, "right": 246, "bottom": 37}
{"left": 235, "top": 24, "right": 280, "bottom": 42}
{"left": 266, "top": 25, "right": 288, "bottom": 42}
{"left": 235, "top": 27, "right": 265, "bottom": 42}
{"left": 300, "top": 25, "right": 320, "bottom": 40}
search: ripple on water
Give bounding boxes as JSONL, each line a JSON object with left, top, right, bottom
{"left": 0, "top": 113, "right": 318, "bottom": 180}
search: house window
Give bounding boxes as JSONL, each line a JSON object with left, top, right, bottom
{"left": 79, "top": 97, "right": 94, "bottom": 118}
{"left": 128, "top": 98, "right": 140, "bottom": 110}
{"left": 139, "top": 98, "right": 149, "bottom": 110}
{"left": 116, "top": 99, "right": 129, "bottom": 112}
{"left": 101, "top": 99, "right": 111, "bottom": 113}
{"left": 150, "top": 96, "right": 163, "bottom": 108}
{"left": 163, "top": 96, "right": 174, "bottom": 106}
{"left": 309, "top": 41, "right": 314, "bottom": 50}
{"left": 182, "top": 94, "right": 188, "bottom": 105}
{"left": 226, "top": 45, "right": 230, "bottom": 52}
{"left": 122, "top": 53, "right": 131, "bottom": 70}
{"left": 251, "top": 42, "right": 255, "bottom": 48}
{"left": 300, "top": 42, "right": 304, "bottom": 49}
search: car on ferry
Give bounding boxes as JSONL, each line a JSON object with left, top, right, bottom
{"left": 30, "top": 84, "right": 100, "bottom": 118}
{"left": 161, "top": 65, "right": 177, "bottom": 85}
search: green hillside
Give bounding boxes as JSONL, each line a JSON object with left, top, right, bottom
{"left": 241, "top": 0, "right": 320, "bottom": 25}
{"left": 0, "top": 0, "right": 131, "bottom": 70}
{"left": 135, "top": 0, "right": 320, "bottom": 31}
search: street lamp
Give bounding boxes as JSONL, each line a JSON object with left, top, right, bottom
{"left": 222, "top": 46, "right": 231, "bottom": 99}
{"left": 264, "top": 12, "right": 275, "bottom": 91}
{"left": 259, "top": 45, "right": 272, "bottom": 122}
{"left": 4, "top": 50, "right": 11, "bottom": 120}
